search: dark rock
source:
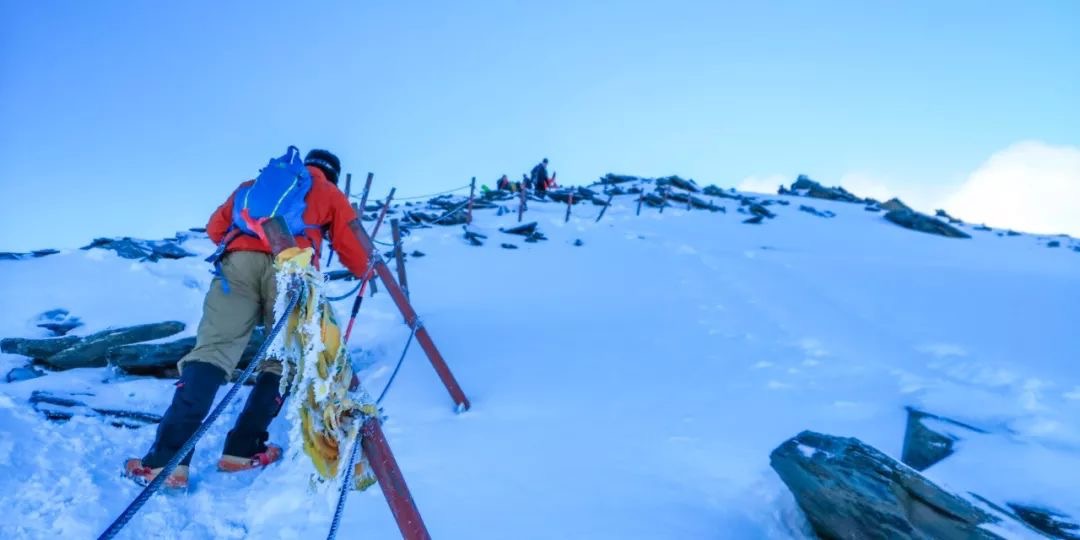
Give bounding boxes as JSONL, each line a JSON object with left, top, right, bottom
{"left": 573, "top": 239, "right": 584, "bottom": 247}
{"left": 33, "top": 249, "right": 60, "bottom": 257}
{"left": 771, "top": 430, "right": 1006, "bottom": 540}
{"left": 788, "top": 174, "right": 864, "bottom": 204}
{"left": 30, "top": 390, "right": 162, "bottom": 428}
{"left": 885, "top": 210, "right": 971, "bottom": 239}
{"left": 1, "top": 335, "right": 81, "bottom": 360}
{"left": 641, "top": 193, "right": 668, "bottom": 208}
{"left": 6, "top": 365, "right": 46, "bottom": 382}
{"left": 881, "top": 198, "right": 913, "bottom": 213}
{"left": 1007, "top": 230, "right": 1021, "bottom": 237}
{"left": 81, "top": 237, "right": 194, "bottom": 262}
{"left": 901, "top": 407, "right": 986, "bottom": 471}
{"left": 35, "top": 309, "right": 83, "bottom": 336}
{"left": 1048, "top": 241, "right": 1061, "bottom": 248}
{"left": 667, "top": 191, "right": 714, "bottom": 210}
{"left": 110, "top": 327, "right": 264, "bottom": 376}
{"left": 743, "top": 216, "right": 764, "bottom": 224}
{"left": 703, "top": 185, "right": 742, "bottom": 200}
{"left": 655, "top": 175, "right": 700, "bottom": 192}
{"left": 1008, "top": 504, "right": 1080, "bottom": 540}
{"left": 501, "top": 222, "right": 538, "bottom": 236}
{"left": 524, "top": 236, "right": 539, "bottom": 243}
{"left": 935, "top": 209, "right": 963, "bottom": 224}
{"left": 975, "top": 224, "right": 993, "bottom": 232}
{"left": 748, "top": 203, "right": 775, "bottom": 218}
{"left": 45, "top": 321, "right": 187, "bottom": 370}
{"left": 776, "top": 200, "right": 790, "bottom": 206}
{"left": 598, "top": 173, "right": 642, "bottom": 185}
{"left": 189, "top": 227, "right": 207, "bottom": 233}
{"left": 799, "top": 205, "right": 836, "bottom": 218}
{"left": 464, "top": 230, "right": 485, "bottom": 247}
{"left": 0, "top": 249, "right": 60, "bottom": 261}
{"left": 410, "top": 250, "right": 426, "bottom": 258}
{"left": 500, "top": 243, "right": 518, "bottom": 250}
{"left": 865, "top": 205, "right": 882, "bottom": 212}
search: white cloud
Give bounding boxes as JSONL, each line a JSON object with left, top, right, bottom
{"left": 942, "top": 141, "right": 1080, "bottom": 237}
{"left": 736, "top": 174, "right": 787, "bottom": 195}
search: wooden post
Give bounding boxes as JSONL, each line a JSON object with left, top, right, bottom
{"left": 564, "top": 192, "right": 574, "bottom": 223}
{"left": 636, "top": 189, "right": 644, "bottom": 216}
{"left": 687, "top": 191, "right": 692, "bottom": 211}
{"left": 392, "top": 219, "right": 409, "bottom": 299}
{"left": 595, "top": 193, "right": 614, "bottom": 223}
{"left": 466, "top": 177, "right": 476, "bottom": 225}
{"left": 344, "top": 173, "right": 353, "bottom": 198}
{"left": 518, "top": 186, "right": 526, "bottom": 223}
{"left": 660, "top": 188, "right": 668, "bottom": 214}
{"left": 359, "top": 172, "right": 375, "bottom": 211}
{"left": 348, "top": 220, "right": 471, "bottom": 411}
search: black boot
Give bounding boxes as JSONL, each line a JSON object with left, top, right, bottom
{"left": 142, "top": 361, "right": 226, "bottom": 468}
{"left": 222, "top": 371, "right": 285, "bottom": 458}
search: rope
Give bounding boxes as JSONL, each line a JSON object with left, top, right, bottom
{"left": 98, "top": 285, "right": 304, "bottom": 540}
{"left": 376, "top": 325, "right": 417, "bottom": 405}
{"left": 326, "top": 323, "right": 417, "bottom": 539}
{"left": 354, "top": 184, "right": 469, "bottom": 203}
{"left": 326, "top": 417, "right": 367, "bottom": 540}
{"left": 325, "top": 281, "right": 363, "bottom": 302}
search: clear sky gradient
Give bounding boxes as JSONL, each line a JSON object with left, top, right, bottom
{"left": 2, "top": 1, "right": 1078, "bottom": 250}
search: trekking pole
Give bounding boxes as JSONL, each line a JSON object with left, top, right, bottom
{"left": 564, "top": 192, "right": 574, "bottom": 223}
{"left": 518, "top": 186, "right": 526, "bottom": 223}
{"left": 99, "top": 217, "right": 303, "bottom": 540}
{"left": 343, "top": 189, "right": 396, "bottom": 343}
{"left": 595, "top": 193, "right": 614, "bottom": 223}
{"left": 466, "top": 176, "right": 476, "bottom": 225}
{"left": 391, "top": 219, "right": 409, "bottom": 299}
{"left": 327, "top": 173, "right": 353, "bottom": 267}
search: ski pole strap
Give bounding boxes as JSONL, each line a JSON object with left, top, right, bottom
{"left": 97, "top": 284, "right": 304, "bottom": 540}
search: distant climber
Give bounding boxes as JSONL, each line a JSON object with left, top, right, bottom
{"left": 496, "top": 174, "right": 512, "bottom": 191}
{"left": 530, "top": 158, "right": 551, "bottom": 193}
{"left": 123, "top": 147, "right": 370, "bottom": 489}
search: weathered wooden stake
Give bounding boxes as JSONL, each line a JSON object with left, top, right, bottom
{"left": 564, "top": 192, "right": 574, "bottom": 223}
{"left": 391, "top": 219, "right": 409, "bottom": 299}
{"left": 595, "top": 193, "right": 614, "bottom": 223}
{"left": 466, "top": 177, "right": 476, "bottom": 225}
{"left": 518, "top": 186, "right": 527, "bottom": 223}
{"left": 359, "top": 172, "right": 375, "bottom": 211}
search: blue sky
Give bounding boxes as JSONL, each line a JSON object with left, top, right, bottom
{"left": 2, "top": 0, "right": 1078, "bottom": 250}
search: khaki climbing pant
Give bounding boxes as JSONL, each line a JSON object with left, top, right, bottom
{"left": 178, "top": 251, "right": 283, "bottom": 376}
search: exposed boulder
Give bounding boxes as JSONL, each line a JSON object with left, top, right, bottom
{"left": 655, "top": 175, "right": 700, "bottom": 193}
{"left": 901, "top": 407, "right": 986, "bottom": 471}
{"left": 0, "top": 249, "right": 60, "bottom": 261}
{"left": 464, "top": 230, "right": 486, "bottom": 246}
{"left": 743, "top": 216, "right": 764, "bottom": 225}
{"left": 410, "top": 250, "right": 426, "bottom": 258}
{"left": 82, "top": 237, "right": 195, "bottom": 262}
{"left": 881, "top": 198, "right": 913, "bottom": 213}
{"left": 1048, "top": 241, "right": 1061, "bottom": 248}
{"left": 747, "top": 203, "right": 776, "bottom": 219}
{"left": 771, "top": 431, "right": 1010, "bottom": 540}
{"left": 703, "top": 185, "right": 742, "bottom": 200}
{"left": 1, "top": 335, "right": 82, "bottom": 359}
{"left": 1008, "top": 504, "right": 1080, "bottom": 540}
{"left": 666, "top": 191, "right": 715, "bottom": 210}
{"left": 788, "top": 174, "right": 864, "bottom": 204}
{"left": 641, "top": 193, "right": 668, "bottom": 208}
{"left": 109, "top": 327, "right": 265, "bottom": 376}
{"left": 500, "top": 243, "right": 518, "bottom": 250}
{"left": 573, "top": 239, "right": 584, "bottom": 247}
{"left": 799, "top": 205, "right": 836, "bottom": 218}
{"left": 36, "top": 309, "right": 83, "bottom": 336}
{"left": 884, "top": 210, "right": 972, "bottom": 239}
{"left": 44, "top": 321, "right": 186, "bottom": 370}
{"left": 598, "top": 173, "right": 641, "bottom": 185}
{"left": 6, "top": 365, "right": 46, "bottom": 383}
{"left": 30, "top": 390, "right": 162, "bottom": 428}
{"left": 974, "top": 224, "right": 993, "bottom": 232}
{"left": 501, "top": 222, "right": 539, "bottom": 236}
{"left": 935, "top": 209, "right": 963, "bottom": 224}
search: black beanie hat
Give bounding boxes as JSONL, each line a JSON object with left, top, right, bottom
{"left": 304, "top": 149, "right": 342, "bottom": 185}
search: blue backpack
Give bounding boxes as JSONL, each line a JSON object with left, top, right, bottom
{"left": 206, "top": 146, "right": 315, "bottom": 291}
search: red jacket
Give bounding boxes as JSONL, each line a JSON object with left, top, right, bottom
{"left": 207, "top": 166, "right": 369, "bottom": 277}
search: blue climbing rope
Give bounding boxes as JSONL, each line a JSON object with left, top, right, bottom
{"left": 376, "top": 326, "right": 416, "bottom": 405}
{"left": 97, "top": 284, "right": 304, "bottom": 540}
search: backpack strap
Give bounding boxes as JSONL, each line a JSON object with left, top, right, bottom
{"left": 205, "top": 226, "right": 243, "bottom": 294}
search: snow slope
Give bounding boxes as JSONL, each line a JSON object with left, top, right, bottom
{"left": 1, "top": 183, "right": 1078, "bottom": 539}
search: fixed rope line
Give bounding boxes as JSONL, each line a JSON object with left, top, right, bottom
{"left": 327, "top": 321, "right": 419, "bottom": 540}
{"left": 354, "top": 184, "right": 469, "bottom": 203}
{"left": 98, "top": 285, "right": 304, "bottom": 540}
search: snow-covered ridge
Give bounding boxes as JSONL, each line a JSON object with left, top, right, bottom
{"left": 1, "top": 175, "right": 1078, "bottom": 539}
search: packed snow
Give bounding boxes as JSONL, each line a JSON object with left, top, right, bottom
{"left": 1, "top": 182, "right": 1078, "bottom": 539}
